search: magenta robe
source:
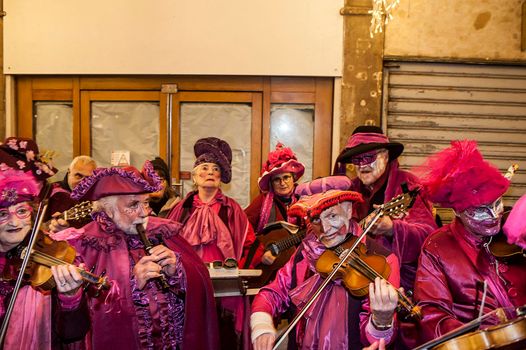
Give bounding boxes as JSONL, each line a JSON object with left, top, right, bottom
{"left": 62, "top": 216, "right": 219, "bottom": 350}
{"left": 252, "top": 227, "right": 401, "bottom": 349}
{"left": 414, "top": 219, "right": 526, "bottom": 344}
{"left": 350, "top": 161, "right": 437, "bottom": 292}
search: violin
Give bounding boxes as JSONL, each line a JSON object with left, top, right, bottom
{"left": 5, "top": 231, "right": 110, "bottom": 292}
{"left": 316, "top": 235, "right": 421, "bottom": 320}
{"left": 488, "top": 233, "right": 525, "bottom": 260}
{"left": 433, "top": 314, "right": 526, "bottom": 350}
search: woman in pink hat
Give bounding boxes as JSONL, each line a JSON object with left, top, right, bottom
{"left": 0, "top": 170, "right": 88, "bottom": 349}
{"left": 245, "top": 143, "right": 305, "bottom": 266}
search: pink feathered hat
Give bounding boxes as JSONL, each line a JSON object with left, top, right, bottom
{"left": 71, "top": 161, "right": 162, "bottom": 201}
{"left": 503, "top": 194, "right": 526, "bottom": 249}
{"left": 258, "top": 143, "right": 305, "bottom": 193}
{"left": 288, "top": 190, "right": 363, "bottom": 222}
{"left": 414, "top": 140, "right": 510, "bottom": 212}
{"left": 0, "top": 170, "right": 40, "bottom": 208}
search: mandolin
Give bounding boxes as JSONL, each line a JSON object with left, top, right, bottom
{"left": 44, "top": 201, "right": 93, "bottom": 228}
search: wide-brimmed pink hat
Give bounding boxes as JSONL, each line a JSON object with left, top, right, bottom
{"left": 288, "top": 189, "right": 363, "bottom": 222}
{"left": 258, "top": 143, "right": 305, "bottom": 193}
{"left": 71, "top": 160, "right": 162, "bottom": 201}
{"left": 414, "top": 140, "right": 509, "bottom": 212}
{"left": 0, "top": 170, "right": 40, "bottom": 208}
{"left": 333, "top": 126, "right": 403, "bottom": 174}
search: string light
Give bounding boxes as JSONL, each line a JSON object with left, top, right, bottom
{"left": 369, "top": 0, "right": 400, "bottom": 38}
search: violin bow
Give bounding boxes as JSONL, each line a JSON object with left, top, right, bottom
{"left": 0, "top": 198, "right": 50, "bottom": 345}
{"left": 272, "top": 208, "right": 384, "bottom": 350}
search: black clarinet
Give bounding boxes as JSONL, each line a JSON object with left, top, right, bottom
{"left": 136, "top": 224, "right": 170, "bottom": 290}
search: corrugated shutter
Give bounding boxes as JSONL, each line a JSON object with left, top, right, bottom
{"left": 382, "top": 62, "right": 526, "bottom": 219}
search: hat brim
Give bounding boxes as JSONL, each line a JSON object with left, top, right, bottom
{"left": 336, "top": 142, "right": 404, "bottom": 164}
{"left": 258, "top": 159, "right": 305, "bottom": 192}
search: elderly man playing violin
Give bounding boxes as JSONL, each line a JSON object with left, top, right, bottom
{"left": 413, "top": 140, "right": 526, "bottom": 345}
{"left": 51, "top": 161, "right": 219, "bottom": 350}
{"left": 251, "top": 190, "right": 401, "bottom": 350}
{"left": 0, "top": 170, "right": 89, "bottom": 349}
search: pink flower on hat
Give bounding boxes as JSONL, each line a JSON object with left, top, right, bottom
{"left": 258, "top": 143, "right": 305, "bottom": 193}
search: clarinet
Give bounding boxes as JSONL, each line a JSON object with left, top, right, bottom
{"left": 136, "top": 223, "right": 170, "bottom": 290}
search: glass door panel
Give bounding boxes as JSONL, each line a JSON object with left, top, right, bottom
{"left": 173, "top": 91, "right": 262, "bottom": 207}
{"left": 34, "top": 101, "right": 73, "bottom": 181}
{"left": 80, "top": 91, "right": 165, "bottom": 170}
{"left": 179, "top": 103, "right": 252, "bottom": 207}
{"left": 270, "top": 104, "right": 315, "bottom": 182}
{"left": 91, "top": 101, "right": 160, "bottom": 168}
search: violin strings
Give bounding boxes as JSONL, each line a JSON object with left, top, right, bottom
{"left": 343, "top": 252, "right": 414, "bottom": 311}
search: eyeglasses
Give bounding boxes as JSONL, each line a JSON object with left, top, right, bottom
{"left": 271, "top": 174, "right": 293, "bottom": 185}
{"left": 0, "top": 204, "right": 33, "bottom": 224}
{"left": 350, "top": 150, "right": 386, "bottom": 166}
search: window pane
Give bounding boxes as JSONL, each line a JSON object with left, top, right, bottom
{"left": 270, "top": 104, "right": 314, "bottom": 182}
{"left": 180, "top": 103, "right": 252, "bottom": 207}
{"left": 91, "top": 102, "right": 160, "bottom": 168}
{"left": 34, "top": 101, "right": 73, "bottom": 181}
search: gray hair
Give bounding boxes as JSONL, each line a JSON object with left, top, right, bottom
{"left": 69, "top": 155, "right": 97, "bottom": 171}
{"left": 92, "top": 195, "right": 119, "bottom": 214}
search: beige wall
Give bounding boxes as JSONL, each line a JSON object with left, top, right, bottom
{"left": 384, "top": 0, "right": 526, "bottom": 61}
{"left": 4, "top": 0, "right": 343, "bottom": 76}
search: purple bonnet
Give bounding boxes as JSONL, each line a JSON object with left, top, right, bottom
{"left": 71, "top": 160, "right": 162, "bottom": 201}
{"left": 194, "top": 137, "right": 232, "bottom": 184}
{"left": 0, "top": 170, "right": 40, "bottom": 208}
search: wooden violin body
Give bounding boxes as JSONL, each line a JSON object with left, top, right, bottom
{"left": 434, "top": 315, "right": 526, "bottom": 350}
{"left": 315, "top": 236, "right": 390, "bottom": 297}
{"left": 5, "top": 231, "right": 109, "bottom": 292}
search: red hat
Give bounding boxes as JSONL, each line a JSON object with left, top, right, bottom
{"left": 0, "top": 170, "right": 39, "bottom": 208}
{"left": 414, "top": 140, "right": 510, "bottom": 212}
{"left": 288, "top": 190, "right": 363, "bottom": 221}
{"left": 0, "top": 137, "right": 58, "bottom": 181}
{"left": 71, "top": 160, "right": 162, "bottom": 201}
{"left": 258, "top": 143, "right": 305, "bottom": 193}
{"left": 194, "top": 137, "right": 232, "bottom": 184}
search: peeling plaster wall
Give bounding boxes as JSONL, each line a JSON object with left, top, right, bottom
{"left": 384, "top": 0, "right": 526, "bottom": 61}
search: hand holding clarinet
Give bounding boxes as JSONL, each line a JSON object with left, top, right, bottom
{"left": 133, "top": 223, "right": 175, "bottom": 290}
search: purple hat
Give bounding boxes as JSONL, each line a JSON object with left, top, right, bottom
{"left": 0, "top": 170, "right": 40, "bottom": 208}
{"left": 194, "top": 137, "right": 232, "bottom": 184}
{"left": 295, "top": 176, "right": 352, "bottom": 197}
{"left": 0, "top": 137, "right": 58, "bottom": 181}
{"left": 334, "top": 126, "right": 403, "bottom": 174}
{"left": 258, "top": 143, "right": 305, "bottom": 193}
{"left": 71, "top": 160, "right": 162, "bottom": 201}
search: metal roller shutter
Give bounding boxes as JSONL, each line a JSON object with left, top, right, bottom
{"left": 382, "top": 62, "right": 526, "bottom": 220}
